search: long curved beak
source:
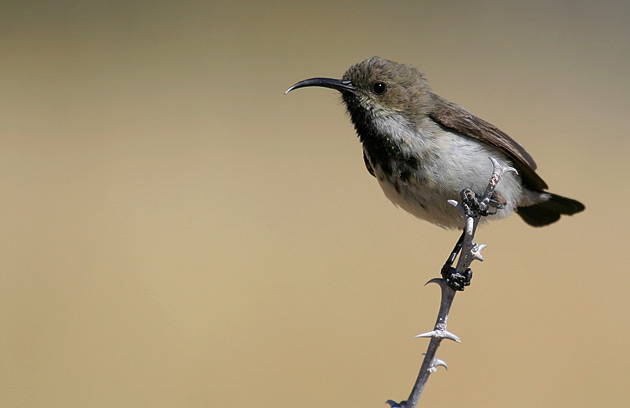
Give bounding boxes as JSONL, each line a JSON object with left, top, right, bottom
{"left": 285, "top": 77, "right": 355, "bottom": 94}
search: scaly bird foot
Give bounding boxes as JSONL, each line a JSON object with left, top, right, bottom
{"left": 441, "top": 265, "right": 472, "bottom": 291}
{"left": 460, "top": 188, "right": 504, "bottom": 217}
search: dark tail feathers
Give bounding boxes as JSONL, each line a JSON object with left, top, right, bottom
{"left": 517, "top": 193, "right": 585, "bottom": 227}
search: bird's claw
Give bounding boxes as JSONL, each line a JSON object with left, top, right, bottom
{"left": 460, "top": 188, "right": 504, "bottom": 218}
{"left": 441, "top": 265, "right": 472, "bottom": 291}
{"left": 488, "top": 198, "right": 504, "bottom": 210}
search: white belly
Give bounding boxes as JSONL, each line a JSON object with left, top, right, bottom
{"left": 367, "top": 130, "right": 524, "bottom": 229}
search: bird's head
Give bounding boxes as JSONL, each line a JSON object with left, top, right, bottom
{"left": 286, "top": 57, "right": 433, "bottom": 124}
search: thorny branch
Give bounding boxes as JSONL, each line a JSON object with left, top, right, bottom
{"left": 387, "top": 158, "right": 517, "bottom": 408}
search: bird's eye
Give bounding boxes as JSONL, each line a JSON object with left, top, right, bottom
{"left": 372, "top": 82, "right": 387, "bottom": 95}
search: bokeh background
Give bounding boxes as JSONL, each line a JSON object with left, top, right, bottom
{"left": 1, "top": 1, "right": 628, "bottom": 407}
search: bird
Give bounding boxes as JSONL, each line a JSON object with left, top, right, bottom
{"left": 286, "top": 57, "right": 584, "bottom": 231}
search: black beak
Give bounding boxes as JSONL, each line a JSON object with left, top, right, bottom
{"left": 285, "top": 77, "right": 355, "bottom": 94}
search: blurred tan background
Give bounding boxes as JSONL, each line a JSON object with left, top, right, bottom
{"left": 1, "top": 1, "right": 628, "bottom": 407}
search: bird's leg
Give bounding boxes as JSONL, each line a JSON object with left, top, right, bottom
{"left": 440, "top": 188, "right": 486, "bottom": 291}
{"left": 460, "top": 188, "right": 505, "bottom": 217}
{"left": 440, "top": 187, "right": 504, "bottom": 291}
{"left": 440, "top": 231, "right": 471, "bottom": 291}
{"left": 444, "top": 230, "right": 464, "bottom": 268}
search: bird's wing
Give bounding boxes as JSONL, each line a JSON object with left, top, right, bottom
{"left": 430, "top": 93, "right": 548, "bottom": 190}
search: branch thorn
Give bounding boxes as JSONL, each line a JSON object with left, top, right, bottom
{"left": 414, "top": 330, "right": 461, "bottom": 343}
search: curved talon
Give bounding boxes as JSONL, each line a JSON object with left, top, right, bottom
{"left": 385, "top": 400, "right": 403, "bottom": 408}
{"left": 415, "top": 329, "right": 461, "bottom": 343}
{"left": 488, "top": 198, "right": 504, "bottom": 209}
